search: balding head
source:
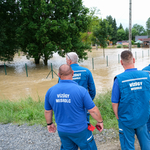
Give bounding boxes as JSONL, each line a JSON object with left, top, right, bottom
{"left": 58, "top": 64, "right": 74, "bottom": 80}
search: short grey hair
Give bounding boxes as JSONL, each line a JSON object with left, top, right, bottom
{"left": 66, "top": 52, "right": 78, "bottom": 63}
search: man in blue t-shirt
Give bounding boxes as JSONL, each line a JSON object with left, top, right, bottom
{"left": 45, "top": 64, "right": 103, "bottom": 150}
{"left": 66, "top": 52, "right": 96, "bottom": 122}
{"left": 111, "top": 50, "right": 150, "bottom": 150}
{"left": 142, "top": 64, "right": 150, "bottom": 138}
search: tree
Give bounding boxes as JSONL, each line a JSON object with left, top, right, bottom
{"left": 0, "top": 0, "right": 19, "bottom": 61}
{"left": 146, "top": 17, "right": 150, "bottom": 38}
{"left": 17, "top": 0, "right": 91, "bottom": 65}
{"left": 132, "top": 28, "right": 138, "bottom": 41}
{"left": 117, "top": 28, "right": 125, "bottom": 41}
{"left": 118, "top": 23, "right": 124, "bottom": 30}
{"left": 132, "top": 24, "right": 146, "bottom": 36}
{"left": 80, "top": 7, "right": 101, "bottom": 46}
{"left": 111, "top": 18, "right": 117, "bottom": 45}
{"left": 106, "top": 15, "right": 113, "bottom": 42}
{"left": 124, "top": 28, "right": 129, "bottom": 40}
{"left": 93, "top": 19, "right": 112, "bottom": 56}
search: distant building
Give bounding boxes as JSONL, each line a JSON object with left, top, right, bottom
{"left": 116, "top": 41, "right": 128, "bottom": 45}
{"left": 139, "top": 38, "right": 150, "bottom": 48}
{"left": 135, "top": 36, "right": 148, "bottom": 42}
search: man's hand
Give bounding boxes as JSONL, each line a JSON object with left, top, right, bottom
{"left": 47, "top": 123, "right": 56, "bottom": 133}
{"left": 95, "top": 122, "right": 103, "bottom": 132}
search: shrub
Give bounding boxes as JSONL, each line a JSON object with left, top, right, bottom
{"left": 117, "top": 44, "right": 122, "bottom": 48}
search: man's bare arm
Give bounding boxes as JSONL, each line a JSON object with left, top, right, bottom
{"left": 112, "top": 103, "right": 119, "bottom": 119}
{"left": 88, "top": 106, "right": 103, "bottom": 132}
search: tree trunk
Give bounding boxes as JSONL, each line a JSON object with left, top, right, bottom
{"left": 34, "top": 56, "right": 40, "bottom": 64}
{"left": 103, "top": 48, "right": 105, "bottom": 57}
{"left": 44, "top": 56, "right": 48, "bottom": 66}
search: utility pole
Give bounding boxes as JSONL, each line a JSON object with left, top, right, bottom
{"left": 129, "top": 0, "right": 132, "bottom": 51}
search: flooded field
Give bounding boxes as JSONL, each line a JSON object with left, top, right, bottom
{"left": 0, "top": 48, "right": 150, "bottom": 101}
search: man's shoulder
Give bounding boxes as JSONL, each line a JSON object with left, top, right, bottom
{"left": 71, "top": 64, "right": 91, "bottom": 72}
{"left": 142, "top": 64, "right": 150, "bottom": 71}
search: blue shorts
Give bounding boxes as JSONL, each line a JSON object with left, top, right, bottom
{"left": 58, "top": 128, "right": 97, "bottom": 150}
{"left": 118, "top": 119, "right": 150, "bottom": 150}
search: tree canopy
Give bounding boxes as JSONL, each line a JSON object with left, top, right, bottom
{"left": 146, "top": 17, "right": 150, "bottom": 38}
{"left": 93, "top": 19, "right": 112, "bottom": 56}
{"left": 16, "top": 0, "right": 91, "bottom": 65}
{"left": 0, "top": 0, "right": 91, "bottom": 65}
{"left": 0, "top": 0, "right": 19, "bottom": 61}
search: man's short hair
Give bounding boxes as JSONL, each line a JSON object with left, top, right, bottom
{"left": 66, "top": 52, "right": 78, "bottom": 63}
{"left": 121, "top": 50, "right": 133, "bottom": 62}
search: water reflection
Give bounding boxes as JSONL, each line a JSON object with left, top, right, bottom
{"left": 0, "top": 48, "right": 150, "bottom": 101}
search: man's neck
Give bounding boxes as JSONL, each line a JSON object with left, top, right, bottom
{"left": 124, "top": 65, "right": 135, "bottom": 70}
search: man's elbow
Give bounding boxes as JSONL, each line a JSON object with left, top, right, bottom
{"left": 88, "top": 106, "right": 97, "bottom": 113}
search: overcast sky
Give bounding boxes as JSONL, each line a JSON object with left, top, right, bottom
{"left": 82, "top": 0, "right": 150, "bottom": 29}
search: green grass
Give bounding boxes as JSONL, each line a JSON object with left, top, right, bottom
{"left": 90, "top": 90, "right": 118, "bottom": 130}
{"left": 0, "top": 91, "right": 118, "bottom": 130}
{"left": 0, "top": 97, "right": 46, "bottom": 126}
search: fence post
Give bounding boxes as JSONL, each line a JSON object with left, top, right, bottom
{"left": 25, "top": 63, "right": 28, "bottom": 77}
{"left": 92, "top": 58, "right": 94, "bottom": 69}
{"left": 142, "top": 51, "right": 144, "bottom": 58}
{"left": 4, "top": 63, "right": 7, "bottom": 75}
{"left": 118, "top": 54, "right": 120, "bottom": 63}
{"left": 135, "top": 52, "right": 137, "bottom": 60}
{"left": 51, "top": 63, "right": 53, "bottom": 78}
{"left": 106, "top": 56, "right": 108, "bottom": 66}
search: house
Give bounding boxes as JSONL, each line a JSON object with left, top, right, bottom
{"left": 135, "top": 36, "right": 150, "bottom": 48}
{"left": 139, "top": 38, "right": 150, "bottom": 48}
{"left": 116, "top": 41, "right": 128, "bottom": 45}
{"left": 135, "top": 36, "right": 148, "bottom": 42}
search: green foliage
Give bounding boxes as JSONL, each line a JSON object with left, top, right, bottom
{"left": 0, "top": 0, "right": 19, "bottom": 61}
{"left": 102, "top": 16, "right": 118, "bottom": 45}
{"left": 117, "top": 28, "right": 125, "bottom": 41}
{"left": 137, "top": 43, "right": 140, "bottom": 48}
{"left": 146, "top": 17, "right": 150, "bottom": 38}
{"left": 131, "top": 40, "right": 134, "bottom": 45}
{"left": 124, "top": 28, "right": 129, "bottom": 40}
{"left": 0, "top": 97, "right": 46, "bottom": 126}
{"left": 91, "top": 91, "right": 118, "bottom": 130}
{"left": 132, "top": 28, "right": 138, "bottom": 41}
{"left": 111, "top": 19, "right": 118, "bottom": 45}
{"left": 0, "top": 91, "right": 118, "bottom": 130}
{"left": 16, "top": 0, "right": 91, "bottom": 65}
{"left": 132, "top": 24, "right": 146, "bottom": 36}
{"left": 118, "top": 23, "right": 124, "bottom": 30}
{"left": 92, "top": 19, "right": 112, "bottom": 52}
{"left": 117, "top": 44, "right": 122, "bottom": 48}
{"left": 123, "top": 45, "right": 128, "bottom": 48}
{"left": 80, "top": 7, "right": 101, "bottom": 46}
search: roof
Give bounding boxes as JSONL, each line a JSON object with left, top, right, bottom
{"left": 135, "top": 36, "right": 148, "bottom": 41}
{"left": 139, "top": 38, "right": 150, "bottom": 41}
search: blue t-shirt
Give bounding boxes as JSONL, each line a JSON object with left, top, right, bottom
{"left": 44, "top": 80, "right": 95, "bottom": 133}
{"left": 111, "top": 68, "right": 137, "bottom": 103}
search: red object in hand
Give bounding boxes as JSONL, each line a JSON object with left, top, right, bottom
{"left": 88, "top": 124, "right": 95, "bottom": 131}
{"left": 95, "top": 125, "right": 101, "bottom": 131}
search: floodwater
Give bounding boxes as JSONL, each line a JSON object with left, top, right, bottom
{"left": 0, "top": 47, "right": 150, "bottom": 101}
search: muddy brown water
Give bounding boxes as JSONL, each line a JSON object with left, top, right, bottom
{"left": 0, "top": 48, "right": 150, "bottom": 101}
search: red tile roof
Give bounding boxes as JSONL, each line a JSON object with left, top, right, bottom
{"left": 139, "top": 38, "right": 150, "bottom": 41}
